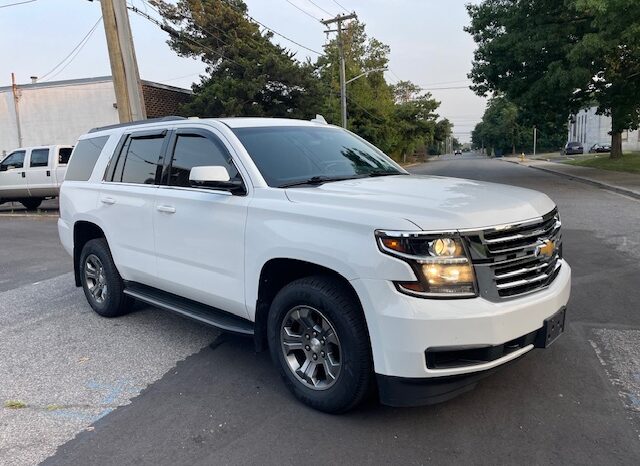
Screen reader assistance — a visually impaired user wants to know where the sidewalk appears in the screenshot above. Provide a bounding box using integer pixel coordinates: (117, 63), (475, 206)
(502, 156), (640, 199)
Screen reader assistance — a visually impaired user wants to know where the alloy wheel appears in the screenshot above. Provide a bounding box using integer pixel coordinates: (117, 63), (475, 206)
(84, 254), (108, 304)
(280, 305), (342, 390)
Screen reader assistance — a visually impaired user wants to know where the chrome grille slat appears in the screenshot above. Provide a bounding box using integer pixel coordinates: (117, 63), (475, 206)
(470, 209), (562, 298)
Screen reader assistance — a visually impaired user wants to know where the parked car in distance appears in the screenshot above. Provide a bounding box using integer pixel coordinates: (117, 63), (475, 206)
(563, 141), (584, 155)
(0, 145), (73, 210)
(58, 116), (571, 413)
(589, 143), (611, 153)
(454, 149), (462, 155)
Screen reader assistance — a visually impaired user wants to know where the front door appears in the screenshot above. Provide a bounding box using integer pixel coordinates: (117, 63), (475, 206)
(153, 127), (250, 318)
(0, 150), (28, 199)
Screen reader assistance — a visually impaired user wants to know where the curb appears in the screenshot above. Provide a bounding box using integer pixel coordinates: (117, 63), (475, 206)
(501, 159), (640, 201)
(0, 213), (59, 218)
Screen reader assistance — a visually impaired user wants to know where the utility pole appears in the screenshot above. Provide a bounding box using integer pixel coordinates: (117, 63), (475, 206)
(533, 126), (537, 157)
(11, 73), (23, 147)
(322, 13), (357, 129)
(98, 0), (146, 122)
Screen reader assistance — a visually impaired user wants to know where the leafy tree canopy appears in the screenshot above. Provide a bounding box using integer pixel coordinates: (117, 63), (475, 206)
(466, 0), (640, 158)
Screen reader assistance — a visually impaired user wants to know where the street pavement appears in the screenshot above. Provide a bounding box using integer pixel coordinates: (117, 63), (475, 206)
(2, 153), (640, 465)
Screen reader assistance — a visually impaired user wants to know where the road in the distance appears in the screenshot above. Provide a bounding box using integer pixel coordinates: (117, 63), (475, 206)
(18, 154), (640, 465)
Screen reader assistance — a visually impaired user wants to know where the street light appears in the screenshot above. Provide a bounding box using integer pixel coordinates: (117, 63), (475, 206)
(342, 67), (388, 128)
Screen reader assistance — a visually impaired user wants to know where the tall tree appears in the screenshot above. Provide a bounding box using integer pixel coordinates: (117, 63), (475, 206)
(466, 0), (640, 158)
(151, 0), (322, 118)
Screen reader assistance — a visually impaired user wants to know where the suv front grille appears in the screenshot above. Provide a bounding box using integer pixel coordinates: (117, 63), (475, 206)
(467, 209), (562, 299)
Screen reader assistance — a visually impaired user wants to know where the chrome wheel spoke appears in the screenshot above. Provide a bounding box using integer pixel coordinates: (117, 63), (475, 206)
(84, 254), (107, 304)
(280, 305), (342, 391)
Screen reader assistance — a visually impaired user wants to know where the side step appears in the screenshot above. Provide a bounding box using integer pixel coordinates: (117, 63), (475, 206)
(123, 282), (254, 336)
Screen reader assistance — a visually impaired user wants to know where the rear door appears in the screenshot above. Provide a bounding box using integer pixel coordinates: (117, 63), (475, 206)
(99, 129), (168, 285)
(0, 150), (28, 198)
(153, 127), (250, 317)
(25, 147), (56, 197)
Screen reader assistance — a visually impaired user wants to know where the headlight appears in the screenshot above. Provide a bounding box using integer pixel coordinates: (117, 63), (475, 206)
(376, 232), (477, 298)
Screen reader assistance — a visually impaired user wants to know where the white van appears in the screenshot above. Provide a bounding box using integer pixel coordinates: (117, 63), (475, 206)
(0, 145), (73, 210)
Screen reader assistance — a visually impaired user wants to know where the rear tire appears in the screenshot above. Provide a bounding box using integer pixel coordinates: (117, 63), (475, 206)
(21, 198), (42, 210)
(79, 238), (133, 317)
(267, 275), (373, 413)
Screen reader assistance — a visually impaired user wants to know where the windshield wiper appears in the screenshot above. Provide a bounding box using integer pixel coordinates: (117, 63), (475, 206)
(365, 171), (407, 177)
(279, 176), (357, 188)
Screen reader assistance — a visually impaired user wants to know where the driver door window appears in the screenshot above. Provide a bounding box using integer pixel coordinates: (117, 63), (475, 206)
(167, 133), (240, 188)
(1, 151), (25, 171)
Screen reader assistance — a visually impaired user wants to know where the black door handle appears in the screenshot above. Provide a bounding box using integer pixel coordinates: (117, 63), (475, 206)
(46, 170), (51, 177)
(21, 172), (25, 178)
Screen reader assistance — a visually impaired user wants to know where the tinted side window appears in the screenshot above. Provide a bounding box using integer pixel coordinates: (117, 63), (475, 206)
(117, 136), (164, 185)
(65, 136), (110, 181)
(168, 134), (239, 188)
(30, 149), (50, 168)
(0, 151), (25, 170)
(58, 147), (73, 165)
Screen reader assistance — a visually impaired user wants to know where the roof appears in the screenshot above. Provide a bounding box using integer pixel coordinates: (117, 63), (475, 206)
(85, 117), (334, 138)
(217, 117), (332, 129)
(0, 76), (191, 94)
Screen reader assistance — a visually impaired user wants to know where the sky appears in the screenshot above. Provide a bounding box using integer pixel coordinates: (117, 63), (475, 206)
(0, 0), (486, 142)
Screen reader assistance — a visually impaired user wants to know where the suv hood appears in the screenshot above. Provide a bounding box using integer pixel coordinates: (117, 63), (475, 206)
(285, 175), (556, 231)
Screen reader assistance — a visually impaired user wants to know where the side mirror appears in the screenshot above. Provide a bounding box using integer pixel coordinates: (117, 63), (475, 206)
(0, 165), (6, 172)
(189, 166), (246, 195)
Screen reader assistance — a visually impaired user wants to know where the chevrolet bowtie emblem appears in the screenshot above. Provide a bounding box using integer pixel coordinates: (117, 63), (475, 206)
(536, 239), (555, 258)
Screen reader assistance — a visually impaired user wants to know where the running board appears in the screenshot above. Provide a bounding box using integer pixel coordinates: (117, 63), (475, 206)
(123, 282), (254, 336)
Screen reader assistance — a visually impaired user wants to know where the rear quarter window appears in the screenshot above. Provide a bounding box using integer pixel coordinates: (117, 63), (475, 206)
(65, 136), (110, 181)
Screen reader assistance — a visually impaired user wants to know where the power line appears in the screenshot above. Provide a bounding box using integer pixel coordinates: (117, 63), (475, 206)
(304, 0), (334, 16)
(284, 0), (322, 22)
(128, 5), (245, 69)
(0, 0), (36, 8)
(219, 0), (324, 55)
(330, 0), (350, 14)
(40, 17), (103, 81)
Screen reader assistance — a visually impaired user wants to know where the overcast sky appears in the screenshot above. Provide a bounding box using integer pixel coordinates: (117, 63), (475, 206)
(0, 0), (485, 142)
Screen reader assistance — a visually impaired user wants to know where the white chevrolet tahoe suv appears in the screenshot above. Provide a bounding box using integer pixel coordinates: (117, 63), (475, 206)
(58, 116), (571, 413)
(0, 145), (73, 210)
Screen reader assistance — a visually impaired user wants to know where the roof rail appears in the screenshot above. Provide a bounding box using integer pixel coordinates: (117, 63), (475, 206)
(88, 116), (187, 133)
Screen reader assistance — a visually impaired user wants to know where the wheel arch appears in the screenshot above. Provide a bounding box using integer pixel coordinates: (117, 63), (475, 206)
(253, 258), (367, 352)
(73, 221), (106, 287)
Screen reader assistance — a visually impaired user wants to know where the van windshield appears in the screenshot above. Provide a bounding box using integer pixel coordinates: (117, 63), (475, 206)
(232, 126), (405, 188)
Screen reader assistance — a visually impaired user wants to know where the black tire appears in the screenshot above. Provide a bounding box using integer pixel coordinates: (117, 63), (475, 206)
(21, 198), (42, 211)
(79, 238), (133, 317)
(267, 275), (373, 413)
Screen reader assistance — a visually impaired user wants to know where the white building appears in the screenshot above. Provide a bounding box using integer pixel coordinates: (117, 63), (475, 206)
(1, 76), (191, 157)
(568, 106), (640, 152)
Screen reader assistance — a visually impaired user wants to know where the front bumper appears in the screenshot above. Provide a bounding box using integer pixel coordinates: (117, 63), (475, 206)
(350, 260), (571, 380)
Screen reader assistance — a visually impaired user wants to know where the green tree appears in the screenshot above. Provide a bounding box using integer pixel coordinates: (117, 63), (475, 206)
(466, 0), (640, 158)
(472, 96), (528, 155)
(152, 0), (322, 118)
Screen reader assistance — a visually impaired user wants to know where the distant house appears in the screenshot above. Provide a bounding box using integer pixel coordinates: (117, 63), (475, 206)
(568, 106), (640, 152)
(0, 76), (192, 156)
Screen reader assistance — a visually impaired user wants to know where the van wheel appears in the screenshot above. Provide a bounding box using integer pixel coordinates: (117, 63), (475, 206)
(267, 275), (373, 413)
(79, 238), (133, 317)
(21, 198), (42, 210)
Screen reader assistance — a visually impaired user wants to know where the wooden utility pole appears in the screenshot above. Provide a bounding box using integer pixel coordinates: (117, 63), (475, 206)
(99, 0), (146, 122)
(11, 73), (23, 147)
(322, 13), (357, 129)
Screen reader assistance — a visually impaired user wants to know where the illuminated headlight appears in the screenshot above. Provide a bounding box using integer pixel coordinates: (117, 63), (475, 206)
(377, 232), (477, 298)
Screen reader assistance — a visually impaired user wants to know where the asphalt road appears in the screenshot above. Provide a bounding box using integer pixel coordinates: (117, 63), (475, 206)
(2, 154), (640, 465)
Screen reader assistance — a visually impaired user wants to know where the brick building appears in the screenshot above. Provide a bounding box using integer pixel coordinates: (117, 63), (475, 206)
(0, 76), (192, 156)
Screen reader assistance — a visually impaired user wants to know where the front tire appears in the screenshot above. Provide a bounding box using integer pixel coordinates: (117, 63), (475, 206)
(79, 238), (133, 317)
(267, 275), (373, 413)
(21, 198), (42, 210)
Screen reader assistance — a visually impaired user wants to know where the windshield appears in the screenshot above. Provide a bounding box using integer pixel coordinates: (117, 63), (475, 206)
(231, 126), (405, 187)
